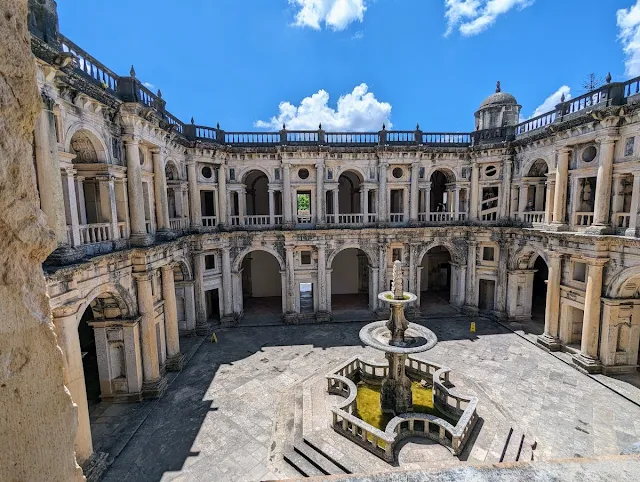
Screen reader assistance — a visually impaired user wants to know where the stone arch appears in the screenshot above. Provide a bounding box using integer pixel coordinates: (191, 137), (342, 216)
(417, 240), (462, 267)
(165, 159), (181, 180)
(172, 258), (193, 281)
(233, 246), (285, 272)
(65, 125), (109, 163)
(240, 167), (272, 184)
(70, 283), (135, 326)
(337, 167), (366, 183)
(509, 245), (549, 270)
(326, 244), (376, 269)
(606, 265), (640, 299)
(522, 157), (550, 178)
(426, 167), (457, 183)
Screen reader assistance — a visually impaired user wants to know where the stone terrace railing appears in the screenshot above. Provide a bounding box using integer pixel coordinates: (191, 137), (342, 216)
(326, 355), (479, 462)
(37, 32), (640, 146)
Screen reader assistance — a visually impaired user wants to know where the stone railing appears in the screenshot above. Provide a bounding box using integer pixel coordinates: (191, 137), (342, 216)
(336, 214), (365, 225)
(614, 213), (631, 229)
(79, 223), (112, 245)
(326, 355), (478, 463)
(244, 215), (271, 226)
(117, 221), (129, 239)
(516, 211), (546, 224)
(574, 212), (595, 227)
(389, 213), (405, 223)
(169, 217), (189, 231)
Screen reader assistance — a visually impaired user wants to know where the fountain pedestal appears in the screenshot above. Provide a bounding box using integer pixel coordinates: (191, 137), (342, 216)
(381, 352), (412, 414)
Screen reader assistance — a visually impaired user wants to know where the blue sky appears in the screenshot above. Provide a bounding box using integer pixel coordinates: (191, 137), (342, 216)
(56, 0), (640, 132)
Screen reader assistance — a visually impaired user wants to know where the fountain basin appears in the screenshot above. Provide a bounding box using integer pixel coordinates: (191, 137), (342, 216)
(377, 291), (417, 305)
(360, 321), (437, 353)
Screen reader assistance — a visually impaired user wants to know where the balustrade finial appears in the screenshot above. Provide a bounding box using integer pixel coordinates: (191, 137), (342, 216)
(319, 123), (322, 130)
(157, 89), (162, 98)
(130, 65), (136, 78)
(217, 122), (220, 129)
(190, 116), (195, 124)
(416, 123), (420, 130)
(560, 92), (565, 103)
(496, 80), (501, 93)
(606, 72), (612, 84)
(382, 123), (386, 130)
(282, 123), (286, 130)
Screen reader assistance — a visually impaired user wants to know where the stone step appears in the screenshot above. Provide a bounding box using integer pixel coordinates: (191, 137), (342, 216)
(294, 440), (348, 475)
(502, 428), (524, 462)
(303, 437), (353, 474)
(283, 450), (324, 478)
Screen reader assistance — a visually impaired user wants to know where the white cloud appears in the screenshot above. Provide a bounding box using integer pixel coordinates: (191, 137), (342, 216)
(289, 0), (367, 31)
(255, 83), (392, 131)
(528, 86), (571, 119)
(143, 81), (155, 90)
(445, 0), (534, 37)
(617, 1), (640, 76)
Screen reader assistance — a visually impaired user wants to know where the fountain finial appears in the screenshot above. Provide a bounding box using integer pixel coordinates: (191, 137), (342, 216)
(392, 260), (404, 300)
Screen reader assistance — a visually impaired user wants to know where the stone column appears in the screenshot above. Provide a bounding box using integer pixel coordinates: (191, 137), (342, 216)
(469, 164), (479, 220)
(501, 158), (513, 218)
(218, 164), (227, 226)
(76, 176), (87, 225)
(627, 173), (640, 237)
(551, 147), (570, 229)
(378, 243), (387, 312)
(316, 162), (324, 224)
(465, 241), (477, 310)
(332, 187), (340, 221)
(34, 103), (67, 247)
(518, 183), (529, 214)
(53, 314), (93, 463)
(587, 138), (616, 233)
(544, 179), (555, 224)
(496, 242), (509, 317)
(136, 273), (167, 397)
(238, 187), (246, 226)
(284, 245), (297, 322)
(410, 163), (420, 223)
(425, 183), (432, 220)
(537, 253), (562, 350)
(453, 185), (460, 219)
(193, 252), (207, 334)
(125, 137), (150, 245)
(161, 264), (184, 371)
(62, 168), (81, 246)
(221, 246), (233, 322)
(378, 161), (388, 222)
(183, 283), (197, 334)
(268, 188), (276, 225)
(152, 149), (172, 237)
(363, 187), (370, 222)
(574, 258), (608, 372)
(186, 161), (201, 230)
(535, 182), (545, 211)
(97, 175), (119, 240)
(283, 164), (293, 225)
(317, 243), (330, 321)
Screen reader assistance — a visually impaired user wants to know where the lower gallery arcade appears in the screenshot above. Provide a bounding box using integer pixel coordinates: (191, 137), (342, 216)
(45, 227), (640, 465)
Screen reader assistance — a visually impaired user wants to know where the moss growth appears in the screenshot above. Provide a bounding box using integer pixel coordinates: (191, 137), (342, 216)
(384, 293), (411, 300)
(355, 382), (455, 431)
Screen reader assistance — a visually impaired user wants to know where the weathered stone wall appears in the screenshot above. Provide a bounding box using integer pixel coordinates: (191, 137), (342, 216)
(0, 1), (84, 480)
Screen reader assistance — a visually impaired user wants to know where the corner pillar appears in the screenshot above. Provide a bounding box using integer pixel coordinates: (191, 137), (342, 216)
(162, 264), (184, 371)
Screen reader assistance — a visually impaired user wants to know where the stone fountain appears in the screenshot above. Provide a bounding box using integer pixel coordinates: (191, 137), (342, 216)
(359, 260), (438, 414)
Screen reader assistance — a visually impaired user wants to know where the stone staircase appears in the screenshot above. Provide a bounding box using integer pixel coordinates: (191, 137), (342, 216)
(485, 426), (537, 464)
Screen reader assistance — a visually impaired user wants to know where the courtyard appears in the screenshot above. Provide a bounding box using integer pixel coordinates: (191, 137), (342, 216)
(94, 308), (640, 482)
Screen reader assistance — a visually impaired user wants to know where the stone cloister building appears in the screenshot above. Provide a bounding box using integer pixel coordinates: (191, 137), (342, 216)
(27, 0), (640, 470)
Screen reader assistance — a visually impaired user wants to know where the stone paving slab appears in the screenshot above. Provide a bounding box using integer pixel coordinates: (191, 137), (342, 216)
(99, 316), (640, 481)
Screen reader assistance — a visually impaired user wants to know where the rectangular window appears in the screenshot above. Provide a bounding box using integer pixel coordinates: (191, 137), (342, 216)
(297, 192), (311, 217)
(300, 283), (313, 314)
(205, 254), (216, 270)
(301, 251), (312, 265)
(625, 137), (635, 157)
(573, 262), (587, 283)
(369, 168), (376, 180)
(229, 168), (235, 181)
(274, 168), (281, 180)
(419, 167), (425, 179)
(482, 247), (495, 261)
(392, 248), (402, 262)
(327, 168), (333, 180)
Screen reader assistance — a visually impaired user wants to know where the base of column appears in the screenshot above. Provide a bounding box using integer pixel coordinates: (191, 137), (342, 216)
(101, 391), (143, 403)
(155, 229), (177, 241)
(409, 220), (420, 227)
(315, 311), (331, 323)
(195, 321), (210, 336)
(189, 224), (203, 233)
(572, 353), (603, 374)
(130, 232), (154, 247)
(45, 244), (84, 265)
(81, 451), (109, 482)
(546, 222), (568, 232)
(284, 312), (299, 324)
(316, 222), (328, 229)
(462, 305), (479, 316)
(221, 313), (237, 327)
(536, 334), (561, 352)
(179, 329), (198, 337)
(142, 376), (168, 399)
(283, 222), (295, 230)
(166, 353), (185, 371)
(584, 224), (612, 235)
(625, 227), (639, 237)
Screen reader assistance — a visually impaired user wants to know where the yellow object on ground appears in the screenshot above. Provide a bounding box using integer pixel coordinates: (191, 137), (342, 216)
(470, 321), (476, 333)
(211, 333), (218, 343)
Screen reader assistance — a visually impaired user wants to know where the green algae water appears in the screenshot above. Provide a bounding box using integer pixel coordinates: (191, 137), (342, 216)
(355, 382), (456, 431)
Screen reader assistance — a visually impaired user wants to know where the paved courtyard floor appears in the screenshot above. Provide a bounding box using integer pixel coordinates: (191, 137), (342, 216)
(98, 309), (640, 482)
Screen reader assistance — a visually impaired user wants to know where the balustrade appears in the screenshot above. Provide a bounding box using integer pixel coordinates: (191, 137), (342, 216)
(170, 217), (190, 230)
(117, 221), (129, 239)
(201, 216), (217, 228)
(574, 212), (595, 226)
(230, 215), (241, 226)
(389, 213), (405, 223)
(244, 215), (271, 226)
(273, 215), (283, 225)
(59, 35), (118, 91)
(337, 214), (364, 224)
(516, 211), (545, 224)
(78, 223), (112, 245)
(614, 213), (631, 229)
(144, 220), (152, 234)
